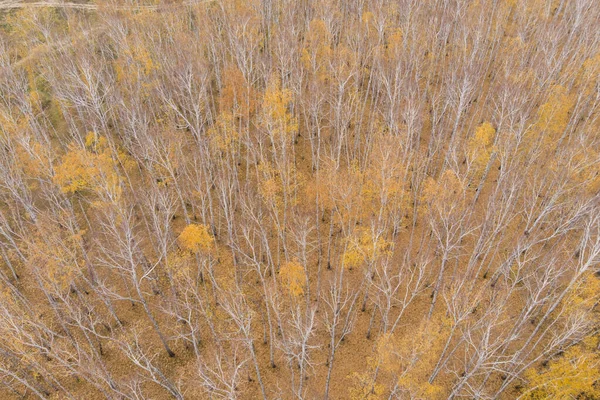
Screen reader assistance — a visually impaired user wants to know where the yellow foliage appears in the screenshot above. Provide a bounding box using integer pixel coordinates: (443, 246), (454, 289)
(208, 112), (239, 154)
(342, 246), (364, 270)
(53, 133), (123, 201)
(343, 228), (392, 270)
(257, 160), (303, 212)
(578, 53), (600, 95)
(467, 122), (496, 174)
(261, 78), (298, 143)
(520, 274), (600, 399)
(349, 346), (386, 400)
(258, 161), (285, 208)
(113, 39), (159, 91)
(422, 170), (463, 203)
(537, 86), (573, 135)
(85, 131), (104, 150)
(562, 272), (600, 319)
(165, 251), (192, 281)
(377, 318), (450, 399)
(568, 144), (600, 196)
(301, 19), (332, 80)
(5, 8), (66, 57)
(15, 140), (49, 179)
(27, 221), (84, 291)
(219, 66), (257, 118)
(133, 44), (158, 76)
(349, 370), (385, 400)
(420, 169), (467, 218)
(527, 85), (574, 152)
(521, 337), (600, 399)
(381, 28), (403, 61)
(54, 147), (95, 193)
(178, 224), (214, 254)
(279, 260), (306, 297)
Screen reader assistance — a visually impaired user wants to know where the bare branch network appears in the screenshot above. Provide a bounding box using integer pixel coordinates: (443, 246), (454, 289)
(0, 0), (599, 399)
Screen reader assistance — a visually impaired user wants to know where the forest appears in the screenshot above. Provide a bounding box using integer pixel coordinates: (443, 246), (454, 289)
(0, 0), (599, 398)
